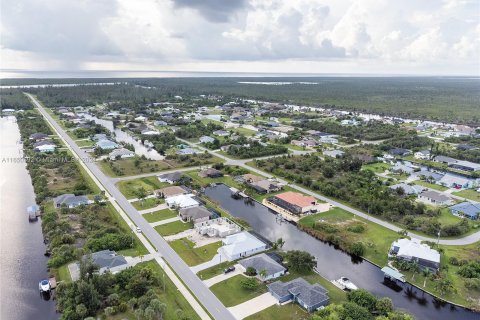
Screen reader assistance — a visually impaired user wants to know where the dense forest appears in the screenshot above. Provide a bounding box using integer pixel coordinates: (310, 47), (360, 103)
(6, 76), (478, 125)
(0, 89), (33, 110)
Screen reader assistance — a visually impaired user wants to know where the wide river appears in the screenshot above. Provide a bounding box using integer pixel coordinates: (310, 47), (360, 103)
(205, 184), (478, 320)
(0, 116), (58, 320)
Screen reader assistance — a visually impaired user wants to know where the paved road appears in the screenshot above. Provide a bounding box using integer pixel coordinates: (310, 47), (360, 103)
(28, 94), (236, 320)
(177, 140), (480, 245)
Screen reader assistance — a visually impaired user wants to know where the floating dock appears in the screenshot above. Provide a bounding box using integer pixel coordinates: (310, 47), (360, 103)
(27, 205), (40, 221)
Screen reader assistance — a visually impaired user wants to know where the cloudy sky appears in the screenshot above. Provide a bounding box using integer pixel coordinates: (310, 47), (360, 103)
(1, 0), (479, 75)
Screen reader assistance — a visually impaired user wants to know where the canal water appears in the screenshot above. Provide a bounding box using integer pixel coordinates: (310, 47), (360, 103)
(205, 184), (478, 320)
(82, 114), (164, 160)
(0, 116), (58, 320)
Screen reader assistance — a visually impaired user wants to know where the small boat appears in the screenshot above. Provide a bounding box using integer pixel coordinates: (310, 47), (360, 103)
(39, 279), (51, 293)
(337, 277), (358, 291)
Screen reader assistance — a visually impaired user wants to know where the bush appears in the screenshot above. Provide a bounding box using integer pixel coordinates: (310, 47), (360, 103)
(347, 224), (365, 233)
(350, 242), (366, 257)
(240, 278), (258, 291)
(245, 267), (257, 276)
(457, 261), (480, 279)
(464, 278), (480, 290)
(340, 301), (373, 320)
(347, 289), (377, 312)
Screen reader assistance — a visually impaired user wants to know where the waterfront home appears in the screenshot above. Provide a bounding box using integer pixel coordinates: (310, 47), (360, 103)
(267, 278), (329, 312)
(438, 173), (475, 189)
(154, 185), (190, 198)
(389, 148), (411, 157)
(29, 132), (49, 141)
(53, 194), (90, 208)
(389, 183), (425, 195)
(33, 140), (56, 153)
(95, 139), (118, 150)
(158, 171), (188, 184)
(418, 190), (453, 206)
(450, 160), (480, 172)
(219, 231), (267, 260)
(323, 149), (345, 158)
(199, 168), (223, 178)
(249, 179), (283, 194)
(70, 250), (128, 281)
(236, 173), (264, 184)
(391, 163), (415, 174)
(449, 202), (480, 220)
(239, 253), (286, 281)
(195, 217), (241, 238)
(433, 155), (457, 166)
(108, 148), (135, 161)
(179, 206), (212, 223)
(165, 194), (199, 209)
(389, 238), (440, 272)
(414, 150), (431, 160)
(264, 191), (329, 216)
(199, 136), (215, 144)
(91, 133), (108, 141)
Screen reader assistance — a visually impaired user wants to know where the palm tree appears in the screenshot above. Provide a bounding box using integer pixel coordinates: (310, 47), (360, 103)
(422, 267), (431, 288)
(410, 261), (420, 281)
(135, 187), (147, 207)
(259, 269), (268, 280)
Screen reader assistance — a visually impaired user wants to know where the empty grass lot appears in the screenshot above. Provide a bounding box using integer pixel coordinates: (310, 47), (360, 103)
(210, 274), (267, 307)
(245, 302), (310, 320)
(362, 162), (392, 173)
(196, 261), (237, 280)
(131, 197), (164, 210)
(414, 180), (448, 191)
(453, 189), (480, 201)
(143, 209), (177, 223)
(116, 176), (168, 199)
(155, 220), (193, 236)
(169, 238), (222, 266)
(98, 157), (172, 177)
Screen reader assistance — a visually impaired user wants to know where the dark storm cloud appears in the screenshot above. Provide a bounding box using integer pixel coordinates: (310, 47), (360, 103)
(173, 0), (248, 22)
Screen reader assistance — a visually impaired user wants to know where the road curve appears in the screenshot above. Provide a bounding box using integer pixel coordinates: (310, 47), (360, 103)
(27, 94), (236, 320)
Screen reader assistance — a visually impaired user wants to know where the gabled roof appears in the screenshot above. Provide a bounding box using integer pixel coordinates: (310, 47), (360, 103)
(239, 253), (286, 277)
(30, 132), (48, 140)
(267, 278), (328, 307)
(179, 206), (211, 220)
(419, 190), (451, 202)
(89, 250), (128, 269)
(274, 192), (316, 208)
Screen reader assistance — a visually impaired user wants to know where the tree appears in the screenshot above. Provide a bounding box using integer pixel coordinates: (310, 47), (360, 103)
(104, 306), (115, 316)
(245, 267), (257, 276)
(135, 187), (147, 207)
(350, 242), (366, 257)
(240, 277), (258, 291)
(422, 268), (431, 287)
(79, 254), (99, 281)
(149, 299), (166, 318)
(347, 289), (377, 312)
(375, 297), (393, 316)
(285, 250), (316, 273)
(410, 261), (420, 281)
(259, 269), (268, 280)
(434, 277), (456, 296)
(75, 304), (88, 319)
(340, 301), (373, 320)
(128, 297), (138, 311)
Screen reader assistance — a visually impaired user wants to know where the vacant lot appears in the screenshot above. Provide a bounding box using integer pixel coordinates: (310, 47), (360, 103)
(143, 209), (177, 223)
(210, 275), (267, 307)
(155, 220), (193, 236)
(117, 176), (168, 199)
(131, 197), (164, 210)
(170, 238), (222, 266)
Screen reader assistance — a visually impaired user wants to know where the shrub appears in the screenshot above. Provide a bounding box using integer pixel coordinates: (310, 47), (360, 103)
(245, 267), (257, 276)
(240, 278), (258, 291)
(347, 224), (365, 233)
(350, 242), (366, 257)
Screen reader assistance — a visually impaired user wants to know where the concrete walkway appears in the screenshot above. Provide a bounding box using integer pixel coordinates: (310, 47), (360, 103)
(202, 264), (243, 286)
(138, 203), (168, 214)
(190, 253), (228, 273)
(150, 216), (180, 227)
(228, 292), (278, 319)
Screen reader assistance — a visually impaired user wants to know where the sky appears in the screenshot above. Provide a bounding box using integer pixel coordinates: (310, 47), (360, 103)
(1, 0), (479, 76)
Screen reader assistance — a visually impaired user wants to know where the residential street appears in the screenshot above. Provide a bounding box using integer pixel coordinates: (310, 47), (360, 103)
(27, 94), (236, 320)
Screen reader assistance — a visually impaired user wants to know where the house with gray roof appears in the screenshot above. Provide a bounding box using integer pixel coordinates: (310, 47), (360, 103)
(53, 194), (90, 208)
(450, 160), (480, 172)
(418, 190), (453, 206)
(389, 183), (425, 195)
(179, 206), (212, 223)
(267, 278), (329, 312)
(158, 171), (188, 184)
(449, 202), (480, 220)
(433, 155), (457, 166)
(70, 250), (128, 281)
(29, 132), (49, 141)
(323, 149), (345, 158)
(438, 173), (475, 189)
(96, 139), (118, 150)
(239, 253), (286, 281)
(199, 136), (215, 144)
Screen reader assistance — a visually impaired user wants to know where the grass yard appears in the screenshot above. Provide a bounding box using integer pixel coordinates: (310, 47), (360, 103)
(196, 261), (237, 280)
(414, 180), (448, 191)
(75, 139), (95, 147)
(210, 274), (268, 307)
(245, 303), (310, 320)
(169, 238), (222, 266)
(54, 264), (72, 283)
(299, 207), (401, 266)
(143, 209), (177, 223)
(131, 197), (164, 210)
(185, 170), (244, 189)
(453, 189), (480, 202)
(155, 220), (193, 236)
(362, 162), (392, 173)
(98, 157), (172, 177)
(231, 127), (256, 136)
(116, 176), (168, 199)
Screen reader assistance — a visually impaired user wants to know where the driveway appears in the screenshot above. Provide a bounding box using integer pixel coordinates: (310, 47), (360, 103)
(190, 252), (228, 273)
(138, 203), (168, 214)
(228, 292), (278, 319)
(202, 264), (244, 286)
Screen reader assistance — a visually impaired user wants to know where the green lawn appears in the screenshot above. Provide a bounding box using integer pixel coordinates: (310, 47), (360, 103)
(131, 197), (164, 210)
(169, 238), (222, 266)
(54, 264), (72, 283)
(98, 157), (172, 177)
(231, 127), (256, 136)
(362, 162), (392, 173)
(196, 261), (237, 280)
(155, 220), (193, 236)
(75, 139), (95, 147)
(185, 170), (244, 189)
(453, 189), (480, 202)
(414, 180), (448, 191)
(210, 274), (268, 307)
(245, 303), (310, 320)
(143, 209), (177, 223)
(116, 176), (168, 199)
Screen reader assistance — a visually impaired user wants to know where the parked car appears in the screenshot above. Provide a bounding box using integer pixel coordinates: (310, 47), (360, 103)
(136, 227), (142, 233)
(224, 266), (235, 274)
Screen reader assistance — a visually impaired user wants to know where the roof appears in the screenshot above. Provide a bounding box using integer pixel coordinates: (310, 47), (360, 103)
(96, 139), (118, 149)
(239, 253), (286, 277)
(381, 266), (406, 282)
(389, 148), (410, 155)
(156, 185), (189, 198)
(434, 155), (457, 163)
(451, 160), (480, 170)
(54, 194), (89, 206)
(30, 132), (48, 140)
(449, 202), (480, 218)
(323, 149), (345, 157)
(109, 148), (135, 157)
(89, 250), (127, 269)
(439, 173), (473, 186)
(251, 179), (281, 191)
(391, 238), (440, 263)
(242, 174), (264, 183)
(274, 192), (316, 208)
(166, 194), (199, 208)
(199, 168), (223, 177)
(34, 140), (55, 148)
(267, 278), (328, 307)
(419, 190), (451, 202)
(158, 171), (185, 182)
(389, 183), (424, 195)
(222, 231), (266, 257)
(179, 206), (211, 220)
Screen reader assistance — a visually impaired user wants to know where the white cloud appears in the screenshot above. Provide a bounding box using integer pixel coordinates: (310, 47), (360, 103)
(0, 0), (479, 75)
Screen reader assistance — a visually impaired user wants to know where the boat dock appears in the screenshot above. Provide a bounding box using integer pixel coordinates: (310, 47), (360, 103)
(381, 266), (406, 283)
(27, 205), (41, 221)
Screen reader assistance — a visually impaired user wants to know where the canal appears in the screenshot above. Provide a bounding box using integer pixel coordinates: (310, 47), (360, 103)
(205, 184), (478, 320)
(0, 116), (58, 320)
(82, 113), (164, 160)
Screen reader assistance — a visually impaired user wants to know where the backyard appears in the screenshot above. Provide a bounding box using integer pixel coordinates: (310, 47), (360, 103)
(210, 274), (268, 307)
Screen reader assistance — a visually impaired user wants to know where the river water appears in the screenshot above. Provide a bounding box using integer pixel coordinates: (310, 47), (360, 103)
(82, 114), (164, 160)
(0, 116), (58, 320)
(205, 184), (478, 320)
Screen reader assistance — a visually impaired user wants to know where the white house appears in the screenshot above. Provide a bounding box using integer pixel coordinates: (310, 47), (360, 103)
(238, 253), (286, 281)
(438, 173), (475, 189)
(109, 148), (135, 161)
(199, 136), (215, 144)
(165, 194), (199, 209)
(219, 231), (267, 261)
(414, 150), (431, 160)
(141, 129), (160, 135)
(389, 238), (440, 272)
(34, 140), (56, 153)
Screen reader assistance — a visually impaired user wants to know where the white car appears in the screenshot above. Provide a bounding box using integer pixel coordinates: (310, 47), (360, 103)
(136, 227), (142, 233)
(39, 279), (50, 292)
